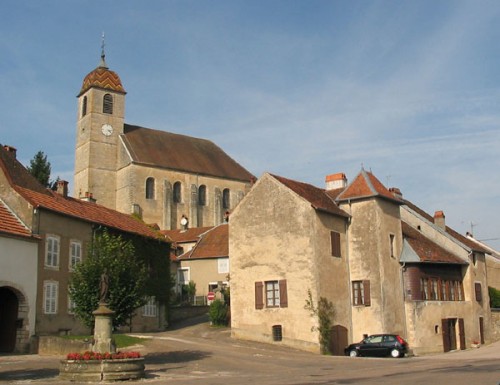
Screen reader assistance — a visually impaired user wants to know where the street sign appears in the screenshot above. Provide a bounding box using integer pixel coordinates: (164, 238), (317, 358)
(207, 292), (215, 301)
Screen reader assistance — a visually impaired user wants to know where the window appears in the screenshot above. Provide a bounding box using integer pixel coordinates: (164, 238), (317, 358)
(143, 297), (157, 317)
(420, 277), (464, 302)
(198, 185), (207, 206)
(43, 281), (58, 314)
(45, 235), (60, 268)
(173, 182), (182, 203)
(255, 280), (288, 309)
(82, 96), (87, 117)
(389, 234), (395, 258)
(69, 240), (82, 270)
(222, 188), (230, 209)
(475, 282), (482, 302)
(430, 278), (439, 300)
(177, 268), (189, 292)
(145, 177), (155, 200)
(103, 93), (113, 114)
(217, 258), (229, 274)
(352, 280), (370, 306)
(330, 231), (341, 257)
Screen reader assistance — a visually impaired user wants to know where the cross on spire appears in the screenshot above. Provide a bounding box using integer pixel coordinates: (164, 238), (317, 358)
(99, 32), (108, 68)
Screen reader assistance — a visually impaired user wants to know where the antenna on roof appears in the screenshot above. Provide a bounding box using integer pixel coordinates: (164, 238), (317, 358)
(99, 32), (108, 68)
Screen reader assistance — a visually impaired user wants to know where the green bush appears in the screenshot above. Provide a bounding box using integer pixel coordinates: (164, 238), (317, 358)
(489, 286), (500, 308)
(208, 299), (228, 326)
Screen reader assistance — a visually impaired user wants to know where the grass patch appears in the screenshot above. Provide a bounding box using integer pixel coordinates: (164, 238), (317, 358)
(61, 334), (149, 348)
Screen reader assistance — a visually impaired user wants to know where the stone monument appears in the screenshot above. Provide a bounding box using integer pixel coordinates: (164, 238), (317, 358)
(92, 270), (116, 353)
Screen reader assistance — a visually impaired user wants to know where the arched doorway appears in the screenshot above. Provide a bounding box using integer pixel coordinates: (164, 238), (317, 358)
(0, 287), (19, 352)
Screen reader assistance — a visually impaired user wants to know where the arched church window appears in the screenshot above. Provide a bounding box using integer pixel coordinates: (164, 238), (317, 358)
(222, 188), (230, 209)
(145, 177), (155, 200)
(173, 182), (182, 203)
(103, 94), (113, 114)
(198, 185), (207, 206)
(82, 96), (87, 117)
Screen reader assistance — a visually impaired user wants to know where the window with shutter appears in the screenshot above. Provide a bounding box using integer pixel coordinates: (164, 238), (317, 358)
(45, 235), (60, 268)
(255, 282), (264, 309)
(279, 280), (288, 308)
(330, 231), (341, 257)
(43, 281), (58, 314)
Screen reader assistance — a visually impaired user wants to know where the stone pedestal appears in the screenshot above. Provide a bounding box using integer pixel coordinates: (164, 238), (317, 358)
(92, 302), (116, 353)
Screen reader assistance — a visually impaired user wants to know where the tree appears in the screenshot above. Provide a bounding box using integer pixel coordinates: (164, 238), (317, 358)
(305, 289), (335, 354)
(69, 230), (148, 329)
(27, 150), (51, 187)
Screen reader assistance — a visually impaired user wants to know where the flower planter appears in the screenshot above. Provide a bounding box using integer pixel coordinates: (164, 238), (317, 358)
(59, 357), (145, 382)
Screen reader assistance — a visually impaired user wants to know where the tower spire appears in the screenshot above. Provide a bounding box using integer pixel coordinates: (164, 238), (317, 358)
(99, 32), (108, 68)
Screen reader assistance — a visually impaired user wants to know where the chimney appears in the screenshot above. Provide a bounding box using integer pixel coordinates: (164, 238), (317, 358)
(389, 187), (403, 200)
(3, 145), (17, 158)
(81, 191), (96, 203)
(325, 173), (348, 190)
(56, 180), (69, 197)
(434, 210), (446, 230)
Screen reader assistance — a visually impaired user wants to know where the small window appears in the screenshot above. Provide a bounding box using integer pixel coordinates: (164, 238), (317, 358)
(475, 282), (482, 302)
(389, 234), (395, 258)
(255, 280), (288, 309)
(352, 280), (370, 306)
(266, 281), (280, 307)
(222, 188), (230, 209)
(143, 297), (158, 317)
(82, 96), (87, 117)
(173, 182), (182, 203)
(330, 231), (341, 257)
(45, 235), (60, 268)
(103, 93), (113, 114)
(217, 258), (229, 274)
(146, 177), (155, 200)
(198, 185), (207, 206)
(44, 281), (58, 314)
(69, 241), (82, 270)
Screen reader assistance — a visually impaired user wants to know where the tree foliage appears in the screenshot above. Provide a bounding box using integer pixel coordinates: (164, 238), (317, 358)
(208, 299), (229, 326)
(489, 286), (500, 308)
(69, 230), (148, 329)
(27, 150), (52, 187)
(305, 289), (335, 354)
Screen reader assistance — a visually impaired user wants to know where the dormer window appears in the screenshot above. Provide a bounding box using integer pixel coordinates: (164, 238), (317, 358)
(103, 94), (113, 114)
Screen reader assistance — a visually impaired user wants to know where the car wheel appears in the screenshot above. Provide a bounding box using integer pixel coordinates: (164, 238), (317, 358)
(349, 349), (358, 357)
(390, 348), (401, 358)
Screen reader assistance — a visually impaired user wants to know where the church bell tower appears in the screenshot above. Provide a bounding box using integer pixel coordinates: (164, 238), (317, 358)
(74, 40), (126, 209)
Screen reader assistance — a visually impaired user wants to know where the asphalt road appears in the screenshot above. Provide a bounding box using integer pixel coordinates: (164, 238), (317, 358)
(1, 317), (499, 384)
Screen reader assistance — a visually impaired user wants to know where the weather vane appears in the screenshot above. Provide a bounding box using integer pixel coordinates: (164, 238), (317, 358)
(100, 32), (107, 68)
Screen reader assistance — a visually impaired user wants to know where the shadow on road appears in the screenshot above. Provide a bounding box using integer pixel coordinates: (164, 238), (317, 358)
(167, 314), (209, 331)
(0, 368), (59, 381)
(146, 349), (211, 365)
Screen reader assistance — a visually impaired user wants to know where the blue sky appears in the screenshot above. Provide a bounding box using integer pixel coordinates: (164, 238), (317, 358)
(1, 1), (499, 248)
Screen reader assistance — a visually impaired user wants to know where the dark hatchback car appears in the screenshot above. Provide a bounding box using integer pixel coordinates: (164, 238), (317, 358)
(344, 334), (409, 358)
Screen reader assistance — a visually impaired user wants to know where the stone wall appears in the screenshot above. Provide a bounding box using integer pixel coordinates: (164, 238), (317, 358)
(491, 309), (500, 341)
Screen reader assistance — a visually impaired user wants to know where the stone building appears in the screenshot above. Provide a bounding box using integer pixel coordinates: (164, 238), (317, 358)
(74, 51), (254, 230)
(230, 170), (491, 355)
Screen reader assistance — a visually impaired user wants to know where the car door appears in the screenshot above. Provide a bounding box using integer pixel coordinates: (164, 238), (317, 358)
(381, 335), (397, 356)
(359, 335), (383, 357)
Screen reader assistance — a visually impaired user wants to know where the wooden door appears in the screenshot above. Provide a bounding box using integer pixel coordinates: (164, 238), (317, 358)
(329, 325), (348, 356)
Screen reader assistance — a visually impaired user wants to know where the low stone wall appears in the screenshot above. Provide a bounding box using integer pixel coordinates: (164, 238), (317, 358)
(38, 336), (91, 356)
(491, 309), (500, 341)
(59, 358), (145, 381)
(169, 306), (209, 324)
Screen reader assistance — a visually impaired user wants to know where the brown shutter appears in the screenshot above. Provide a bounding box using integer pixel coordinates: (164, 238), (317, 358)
(255, 282), (264, 309)
(475, 282), (482, 302)
(458, 318), (465, 350)
(279, 280), (288, 308)
(331, 231), (341, 257)
(442, 319), (451, 352)
(363, 280), (371, 306)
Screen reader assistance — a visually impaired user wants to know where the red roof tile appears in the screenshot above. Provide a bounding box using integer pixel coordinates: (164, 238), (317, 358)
(337, 169), (402, 204)
(178, 224), (228, 260)
(161, 227), (213, 243)
(402, 222), (466, 264)
(0, 199), (36, 239)
(122, 124), (255, 183)
(270, 174), (349, 218)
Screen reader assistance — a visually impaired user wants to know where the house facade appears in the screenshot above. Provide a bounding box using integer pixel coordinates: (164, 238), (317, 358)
(230, 170), (492, 355)
(0, 145), (170, 348)
(74, 51), (254, 230)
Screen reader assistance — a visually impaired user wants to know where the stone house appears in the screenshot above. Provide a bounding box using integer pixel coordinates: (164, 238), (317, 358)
(0, 144), (170, 349)
(74, 51), (254, 230)
(230, 170), (492, 355)
(165, 224), (230, 304)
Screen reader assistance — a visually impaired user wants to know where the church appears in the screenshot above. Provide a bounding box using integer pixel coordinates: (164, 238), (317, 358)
(74, 50), (254, 230)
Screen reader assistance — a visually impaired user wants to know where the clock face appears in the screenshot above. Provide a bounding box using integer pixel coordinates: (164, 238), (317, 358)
(101, 124), (113, 136)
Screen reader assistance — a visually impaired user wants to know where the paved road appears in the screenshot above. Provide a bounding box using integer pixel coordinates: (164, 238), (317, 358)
(1, 318), (499, 384)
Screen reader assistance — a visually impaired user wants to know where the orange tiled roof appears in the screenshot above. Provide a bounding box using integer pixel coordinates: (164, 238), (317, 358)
(178, 224), (228, 260)
(0, 199), (37, 239)
(122, 124), (255, 183)
(337, 169), (403, 204)
(403, 199), (488, 254)
(402, 222), (466, 264)
(270, 174), (350, 218)
(78, 65), (126, 96)
(161, 226), (213, 243)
